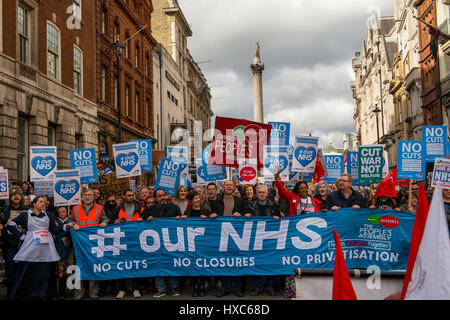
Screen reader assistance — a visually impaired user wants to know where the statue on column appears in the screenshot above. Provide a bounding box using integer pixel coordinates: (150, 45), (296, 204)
(254, 42), (261, 60)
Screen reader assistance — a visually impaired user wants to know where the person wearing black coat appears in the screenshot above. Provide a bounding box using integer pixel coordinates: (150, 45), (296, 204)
(243, 185), (280, 296)
(0, 186), (28, 298)
(326, 174), (366, 211)
(141, 188), (182, 298)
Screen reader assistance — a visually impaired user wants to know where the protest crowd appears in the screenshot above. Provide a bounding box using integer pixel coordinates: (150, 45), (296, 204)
(0, 170), (448, 301)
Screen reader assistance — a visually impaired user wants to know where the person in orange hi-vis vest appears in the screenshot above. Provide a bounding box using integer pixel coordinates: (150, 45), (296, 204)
(112, 189), (144, 299)
(66, 188), (109, 300)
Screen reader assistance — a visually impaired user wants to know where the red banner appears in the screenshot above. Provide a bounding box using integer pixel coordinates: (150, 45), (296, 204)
(208, 116), (272, 170)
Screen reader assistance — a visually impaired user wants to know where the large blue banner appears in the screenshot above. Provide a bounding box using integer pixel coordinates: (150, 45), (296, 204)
(71, 208), (414, 281)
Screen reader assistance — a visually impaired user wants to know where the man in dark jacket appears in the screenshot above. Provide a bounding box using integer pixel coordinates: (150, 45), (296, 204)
(326, 174), (365, 211)
(113, 190), (144, 223)
(212, 180), (245, 298)
(142, 188), (181, 298)
(0, 186), (28, 298)
(210, 180), (244, 219)
(243, 184), (279, 296)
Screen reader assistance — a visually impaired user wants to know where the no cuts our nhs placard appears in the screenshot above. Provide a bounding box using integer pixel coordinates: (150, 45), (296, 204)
(70, 148), (98, 184)
(397, 141), (426, 180)
(154, 157), (182, 196)
(112, 142), (142, 179)
(268, 122), (290, 146)
(422, 125), (448, 161)
(130, 139), (153, 172)
(30, 146), (57, 182)
(323, 155), (345, 183)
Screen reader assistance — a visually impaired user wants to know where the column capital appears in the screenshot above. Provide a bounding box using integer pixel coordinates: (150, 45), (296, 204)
(251, 63), (265, 73)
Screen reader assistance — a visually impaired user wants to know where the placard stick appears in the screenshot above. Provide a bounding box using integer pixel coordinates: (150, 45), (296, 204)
(43, 181), (46, 198)
(300, 172), (304, 182)
(408, 179), (412, 208)
(370, 184), (375, 206)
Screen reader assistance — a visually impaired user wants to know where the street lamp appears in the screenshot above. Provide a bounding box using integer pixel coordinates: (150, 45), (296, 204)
(373, 106), (381, 144)
(111, 38), (126, 143)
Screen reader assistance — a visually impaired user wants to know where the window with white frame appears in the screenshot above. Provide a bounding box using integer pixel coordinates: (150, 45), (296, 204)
(18, 4), (29, 64)
(47, 23), (59, 79)
(74, 46), (82, 95)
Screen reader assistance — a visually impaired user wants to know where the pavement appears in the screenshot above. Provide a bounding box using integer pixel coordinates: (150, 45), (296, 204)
(0, 277), (288, 301)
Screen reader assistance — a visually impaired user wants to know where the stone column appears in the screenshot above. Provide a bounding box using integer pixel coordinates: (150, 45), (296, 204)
(251, 42), (264, 123)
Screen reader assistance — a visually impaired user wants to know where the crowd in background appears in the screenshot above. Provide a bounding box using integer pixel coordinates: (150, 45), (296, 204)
(0, 173), (449, 300)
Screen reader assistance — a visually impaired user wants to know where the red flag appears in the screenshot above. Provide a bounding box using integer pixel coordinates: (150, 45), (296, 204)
(390, 167), (409, 186)
(209, 116), (272, 170)
(374, 169), (398, 200)
(313, 153), (325, 183)
(332, 229), (357, 300)
(400, 183), (430, 300)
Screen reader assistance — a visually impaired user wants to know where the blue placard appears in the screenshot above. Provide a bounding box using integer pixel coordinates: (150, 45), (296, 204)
(397, 141), (426, 180)
(268, 122), (290, 146)
(422, 125), (448, 161)
(130, 139), (153, 172)
(324, 155), (345, 183)
(347, 152), (360, 186)
(154, 157), (181, 196)
(70, 148), (98, 184)
(202, 149), (227, 181)
(70, 208), (414, 281)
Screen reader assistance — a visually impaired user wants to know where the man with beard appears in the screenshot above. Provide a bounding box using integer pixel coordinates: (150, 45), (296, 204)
(142, 188), (181, 298)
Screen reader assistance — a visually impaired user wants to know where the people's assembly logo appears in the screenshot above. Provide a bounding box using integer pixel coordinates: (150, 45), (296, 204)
(367, 215), (400, 228)
(89, 228), (127, 258)
(232, 124), (267, 143)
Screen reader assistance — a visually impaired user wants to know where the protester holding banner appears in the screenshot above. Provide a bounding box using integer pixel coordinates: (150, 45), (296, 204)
(174, 186), (190, 214)
(93, 188), (103, 205)
(213, 180), (245, 298)
(54, 206), (72, 300)
(312, 180), (332, 212)
(66, 188), (108, 300)
(326, 174), (365, 211)
(142, 188), (182, 298)
(399, 192), (418, 214)
(244, 184), (280, 297)
(7, 196), (62, 300)
(0, 186), (28, 298)
(201, 182), (219, 213)
(103, 193), (118, 224)
(113, 190), (144, 223)
(274, 171), (321, 215)
(138, 187), (151, 207)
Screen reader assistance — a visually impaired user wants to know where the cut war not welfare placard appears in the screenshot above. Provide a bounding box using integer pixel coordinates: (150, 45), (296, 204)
(358, 145), (384, 185)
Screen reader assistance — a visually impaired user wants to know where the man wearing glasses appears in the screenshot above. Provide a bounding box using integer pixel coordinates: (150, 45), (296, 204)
(326, 174), (365, 211)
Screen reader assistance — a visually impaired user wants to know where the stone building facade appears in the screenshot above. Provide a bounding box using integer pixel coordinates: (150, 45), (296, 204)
(351, 17), (397, 168)
(0, 0), (98, 182)
(437, 0), (450, 126)
(95, 0), (157, 162)
(386, 0), (424, 167)
(151, 0), (213, 151)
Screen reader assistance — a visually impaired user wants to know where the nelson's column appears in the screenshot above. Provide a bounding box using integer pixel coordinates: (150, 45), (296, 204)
(251, 42), (265, 123)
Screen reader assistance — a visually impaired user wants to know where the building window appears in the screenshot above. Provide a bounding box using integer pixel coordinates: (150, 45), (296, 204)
(47, 124), (57, 146)
(100, 7), (106, 34)
(113, 23), (120, 42)
(125, 32), (130, 59)
(145, 54), (149, 76)
(125, 84), (130, 117)
(18, 4), (29, 64)
(74, 46), (82, 95)
(75, 133), (83, 149)
(101, 64), (106, 101)
(17, 118), (28, 182)
(47, 23), (59, 79)
(146, 98), (151, 127)
(135, 91), (140, 122)
(135, 43), (139, 68)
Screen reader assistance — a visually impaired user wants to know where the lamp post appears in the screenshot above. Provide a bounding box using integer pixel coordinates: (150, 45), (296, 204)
(111, 38), (126, 143)
(373, 106), (381, 144)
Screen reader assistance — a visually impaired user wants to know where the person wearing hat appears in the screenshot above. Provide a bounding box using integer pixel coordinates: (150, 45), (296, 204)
(0, 186), (28, 298)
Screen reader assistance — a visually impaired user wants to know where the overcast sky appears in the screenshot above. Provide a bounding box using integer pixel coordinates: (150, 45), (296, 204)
(179, 0), (394, 147)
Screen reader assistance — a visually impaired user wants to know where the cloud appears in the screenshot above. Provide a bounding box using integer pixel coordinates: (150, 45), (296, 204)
(179, 0), (394, 148)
